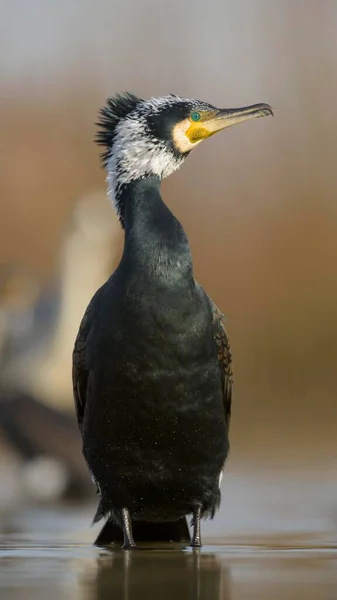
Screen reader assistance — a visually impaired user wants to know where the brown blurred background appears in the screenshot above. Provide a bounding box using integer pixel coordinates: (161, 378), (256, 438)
(0, 0), (336, 536)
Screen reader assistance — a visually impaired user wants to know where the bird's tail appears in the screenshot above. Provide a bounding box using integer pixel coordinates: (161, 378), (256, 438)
(94, 517), (191, 546)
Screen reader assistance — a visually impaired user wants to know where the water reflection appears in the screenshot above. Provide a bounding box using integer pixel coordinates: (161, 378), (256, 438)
(83, 548), (229, 600)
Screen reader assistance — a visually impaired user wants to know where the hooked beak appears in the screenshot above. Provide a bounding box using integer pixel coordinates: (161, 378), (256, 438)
(177, 102), (273, 150)
(184, 103), (273, 146)
(207, 103), (273, 135)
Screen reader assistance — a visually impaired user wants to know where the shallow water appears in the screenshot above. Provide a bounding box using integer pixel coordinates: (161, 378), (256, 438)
(0, 504), (336, 600)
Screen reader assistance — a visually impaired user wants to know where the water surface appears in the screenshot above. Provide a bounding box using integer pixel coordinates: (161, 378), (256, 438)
(1, 504), (336, 600)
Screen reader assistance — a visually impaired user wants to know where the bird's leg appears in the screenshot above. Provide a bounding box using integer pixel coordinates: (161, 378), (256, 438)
(191, 506), (202, 548)
(120, 508), (136, 549)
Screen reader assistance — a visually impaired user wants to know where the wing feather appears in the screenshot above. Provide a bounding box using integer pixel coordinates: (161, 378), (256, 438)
(72, 303), (92, 429)
(208, 298), (233, 431)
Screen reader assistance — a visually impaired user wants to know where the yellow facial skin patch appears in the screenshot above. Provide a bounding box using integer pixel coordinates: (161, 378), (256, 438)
(172, 111), (218, 153)
(172, 104), (273, 153)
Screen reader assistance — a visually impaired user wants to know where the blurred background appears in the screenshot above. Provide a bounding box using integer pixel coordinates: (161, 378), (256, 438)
(0, 0), (336, 542)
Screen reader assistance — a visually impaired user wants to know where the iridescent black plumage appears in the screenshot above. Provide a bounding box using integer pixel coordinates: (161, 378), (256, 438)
(73, 92), (272, 548)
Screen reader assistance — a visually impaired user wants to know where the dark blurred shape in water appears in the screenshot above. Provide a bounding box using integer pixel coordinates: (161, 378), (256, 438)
(0, 192), (121, 505)
(0, 390), (93, 502)
(0, 265), (60, 386)
(83, 549), (227, 600)
(0, 191), (121, 412)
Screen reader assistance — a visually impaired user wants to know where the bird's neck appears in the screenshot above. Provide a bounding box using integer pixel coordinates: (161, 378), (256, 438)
(117, 176), (193, 279)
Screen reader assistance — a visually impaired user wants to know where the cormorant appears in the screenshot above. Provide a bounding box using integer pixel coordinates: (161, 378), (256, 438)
(0, 390), (93, 502)
(0, 194), (120, 503)
(73, 93), (272, 548)
(0, 192), (120, 411)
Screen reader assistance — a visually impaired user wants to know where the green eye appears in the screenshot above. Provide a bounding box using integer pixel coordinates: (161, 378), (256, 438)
(191, 111), (201, 122)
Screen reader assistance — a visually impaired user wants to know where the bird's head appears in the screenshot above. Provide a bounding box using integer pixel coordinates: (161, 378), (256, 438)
(96, 92), (273, 210)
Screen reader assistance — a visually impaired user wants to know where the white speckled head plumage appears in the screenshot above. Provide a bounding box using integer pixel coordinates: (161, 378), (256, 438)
(96, 93), (214, 208)
(106, 96), (186, 200)
(96, 92), (273, 222)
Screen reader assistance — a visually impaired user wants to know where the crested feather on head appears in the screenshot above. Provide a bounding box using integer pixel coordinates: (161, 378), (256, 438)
(95, 92), (187, 168)
(96, 92), (143, 167)
(96, 93), (196, 211)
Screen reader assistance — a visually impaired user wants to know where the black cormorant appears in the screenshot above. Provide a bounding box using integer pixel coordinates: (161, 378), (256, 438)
(73, 93), (273, 548)
(0, 194), (119, 503)
(0, 192), (120, 411)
